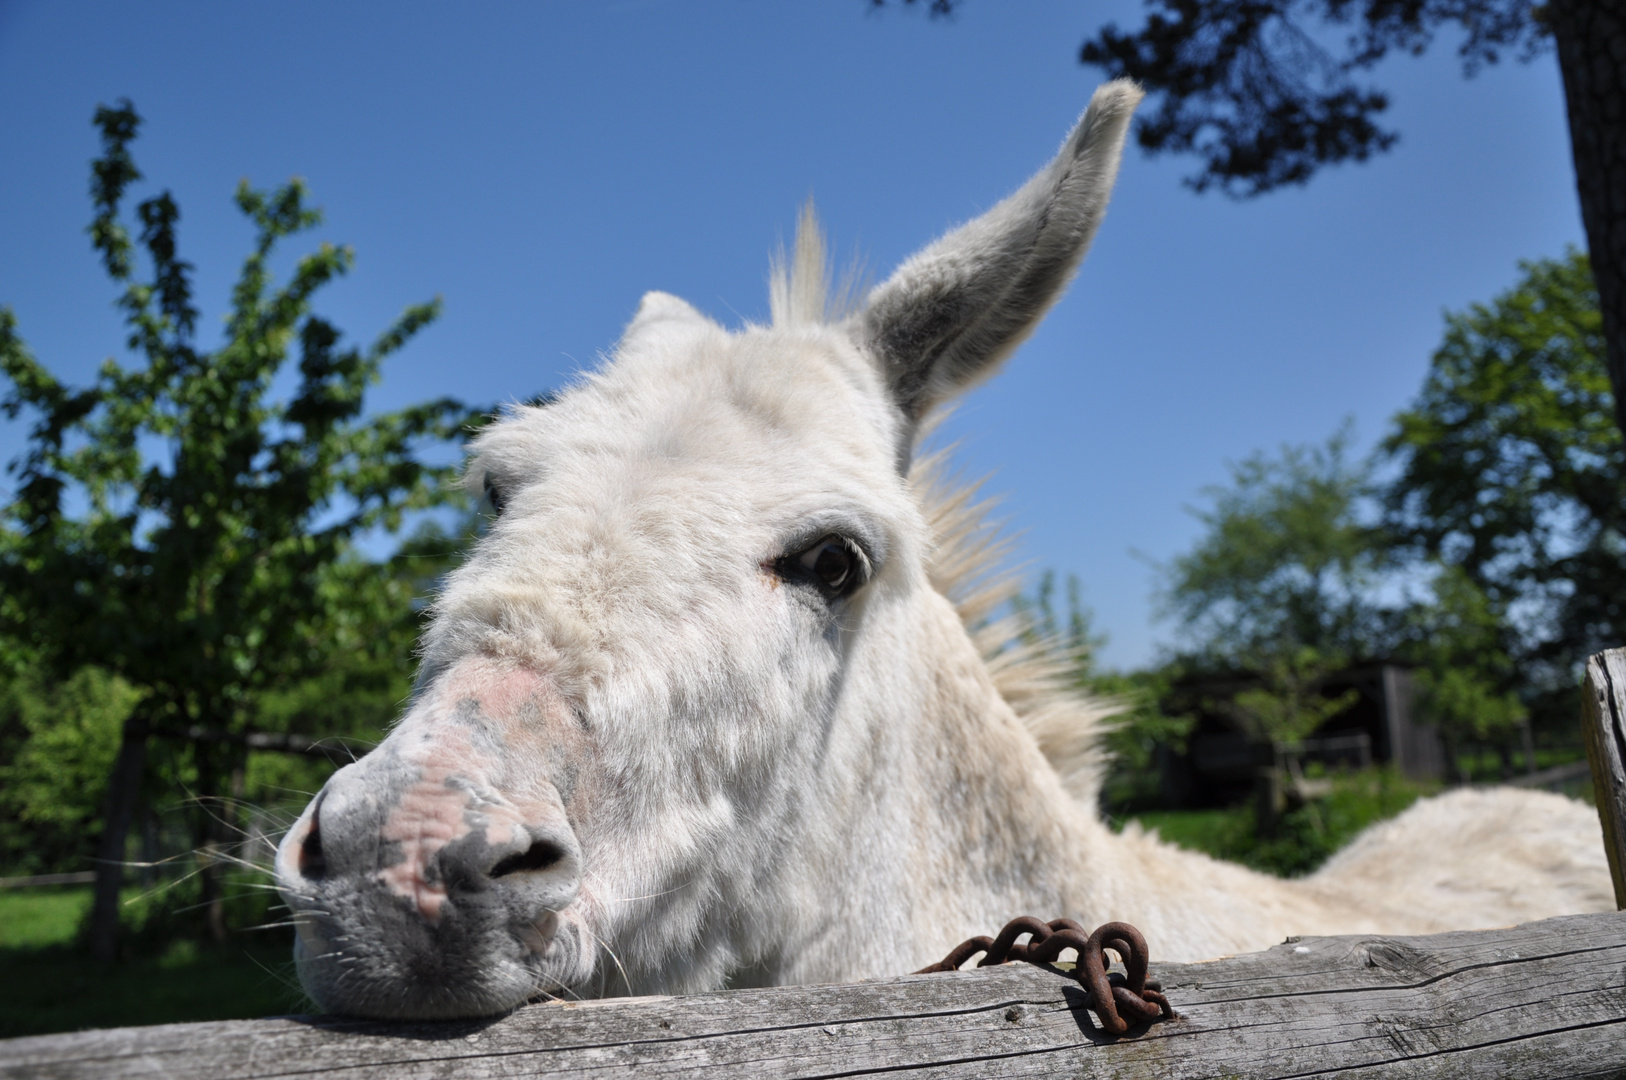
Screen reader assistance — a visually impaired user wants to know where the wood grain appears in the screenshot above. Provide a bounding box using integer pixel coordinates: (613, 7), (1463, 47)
(1584, 648), (1626, 909)
(5, 911), (1624, 1079)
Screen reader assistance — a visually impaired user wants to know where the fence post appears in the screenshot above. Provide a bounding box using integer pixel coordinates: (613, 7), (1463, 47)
(1582, 648), (1626, 910)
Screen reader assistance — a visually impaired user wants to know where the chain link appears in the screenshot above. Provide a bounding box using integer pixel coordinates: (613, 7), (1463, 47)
(916, 917), (1174, 1035)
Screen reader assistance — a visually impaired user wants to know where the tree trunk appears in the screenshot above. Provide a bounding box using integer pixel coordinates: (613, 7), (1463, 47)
(202, 755), (246, 943)
(88, 714), (149, 962)
(1548, 0), (1626, 441)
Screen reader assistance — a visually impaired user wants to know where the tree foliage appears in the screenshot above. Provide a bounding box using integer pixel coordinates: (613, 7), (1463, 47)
(881, 0), (1545, 196)
(1383, 250), (1622, 696)
(0, 103), (467, 709)
(1225, 647), (1359, 747)
(1078, 0), (1546, 195)
(1159, 253), (1612, 759)
(1155, 431), (1379, 783)
(1399, 565), (1527, 748)
(1159, 425), (1383, 661)
(0, 101), (478, 946)
(0, 667), (137, 877)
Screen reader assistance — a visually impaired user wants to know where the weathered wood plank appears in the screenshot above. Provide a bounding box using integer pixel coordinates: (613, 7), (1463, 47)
(5, 911), (1624, 1080)
(1583, 647), (1626, 909)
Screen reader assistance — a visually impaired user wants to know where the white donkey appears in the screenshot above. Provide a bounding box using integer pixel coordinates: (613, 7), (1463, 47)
(275, 81), (1612, 1020)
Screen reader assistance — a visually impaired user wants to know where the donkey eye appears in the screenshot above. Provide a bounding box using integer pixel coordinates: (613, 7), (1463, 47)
(483, 476), (506, 516)
(787, 535), (867, 598)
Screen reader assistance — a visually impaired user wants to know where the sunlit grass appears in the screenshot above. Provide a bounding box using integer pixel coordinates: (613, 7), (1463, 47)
(0, 886), (94, 949)
(1123, 766), (1444, 877)
(0, 886), (307, 1038)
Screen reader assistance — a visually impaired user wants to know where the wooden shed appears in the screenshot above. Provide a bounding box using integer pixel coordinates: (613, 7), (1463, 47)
(1159, 660), (1448, 808)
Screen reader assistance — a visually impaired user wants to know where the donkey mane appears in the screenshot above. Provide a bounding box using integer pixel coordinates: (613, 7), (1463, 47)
(771, 208), (1115, 807)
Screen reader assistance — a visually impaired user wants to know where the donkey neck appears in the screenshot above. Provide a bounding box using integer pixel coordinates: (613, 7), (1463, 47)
(804, 583), (1353, 971)
(776, 576), (1113, 981)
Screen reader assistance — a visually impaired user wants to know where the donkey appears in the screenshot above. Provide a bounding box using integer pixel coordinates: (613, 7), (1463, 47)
(274, 81), (1612, 1020)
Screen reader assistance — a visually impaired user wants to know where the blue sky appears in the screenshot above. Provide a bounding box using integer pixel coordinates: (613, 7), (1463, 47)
(0, 1), (1584, 668)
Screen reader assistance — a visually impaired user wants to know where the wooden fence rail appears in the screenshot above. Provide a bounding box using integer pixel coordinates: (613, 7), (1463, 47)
(5, 910), (1624, 1080)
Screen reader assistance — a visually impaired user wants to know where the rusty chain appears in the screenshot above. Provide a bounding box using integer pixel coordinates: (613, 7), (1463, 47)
(915, 917), (1174, 1035)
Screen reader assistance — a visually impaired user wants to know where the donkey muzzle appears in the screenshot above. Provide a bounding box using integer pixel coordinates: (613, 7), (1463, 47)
(274, 662), (588, 1018)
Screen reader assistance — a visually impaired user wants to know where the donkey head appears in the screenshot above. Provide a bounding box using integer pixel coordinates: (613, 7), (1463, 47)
(274, 81), (1140, 1019)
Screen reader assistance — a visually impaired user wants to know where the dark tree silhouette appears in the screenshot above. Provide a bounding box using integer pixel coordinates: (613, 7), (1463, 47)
(878, 1), (1626, 447)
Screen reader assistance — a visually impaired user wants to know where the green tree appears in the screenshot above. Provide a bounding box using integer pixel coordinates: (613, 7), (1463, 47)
(1152, 255), (1610, 770)
(1226, 646), (1359, 749)
(1159, 425), (1386, 663)
(1154, 429), (1389, 831)
(1382, 251), (1623, 725)
(1399, 565), (1527, 771)
(0, 667), (138, 878)
(0, 101), (473, 959)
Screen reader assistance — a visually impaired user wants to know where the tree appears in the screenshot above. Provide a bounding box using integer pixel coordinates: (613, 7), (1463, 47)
(1153, 429), (1386, 805)
(1075, 1), (1546, 197)
(1081, 0), (1626, 448)
(1224, 646), (1358, 749)
(0, 666), (137, 879)
(0, 102), (473, 959)
(1152, 254), (1612, 767)
(1400, 565), (1527, 774)
(1158, 425), (1386, 663)
(1382, 250), (1623, 724)
(884, 1), (1626, 450)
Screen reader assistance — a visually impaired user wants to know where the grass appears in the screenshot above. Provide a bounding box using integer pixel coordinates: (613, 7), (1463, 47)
(0, 886), (309, 1039)
(0, 886), (95, 949)
(1123, 766), (1443, 877)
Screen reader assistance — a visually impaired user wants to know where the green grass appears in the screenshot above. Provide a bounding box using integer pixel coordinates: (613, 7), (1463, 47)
(1129, 806), (1255, 857)
(1122, 766), (1442, 877)
(0, 887), (309, 1038)
(0, 886), (95, 949)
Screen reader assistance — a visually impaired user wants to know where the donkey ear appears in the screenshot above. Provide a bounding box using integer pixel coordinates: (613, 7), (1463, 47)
(858, 80), (1142, 420)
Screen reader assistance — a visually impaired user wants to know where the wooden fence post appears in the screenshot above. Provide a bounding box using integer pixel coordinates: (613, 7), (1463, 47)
(1582, 648), (1626, 910)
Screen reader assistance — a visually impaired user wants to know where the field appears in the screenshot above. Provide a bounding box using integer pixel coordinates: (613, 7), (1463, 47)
(0, 887), (304, 1039)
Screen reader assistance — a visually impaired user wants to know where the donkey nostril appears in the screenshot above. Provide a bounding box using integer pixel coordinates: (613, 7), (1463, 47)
(490, 839), (565, 879)
(298, 819), (327, 881)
